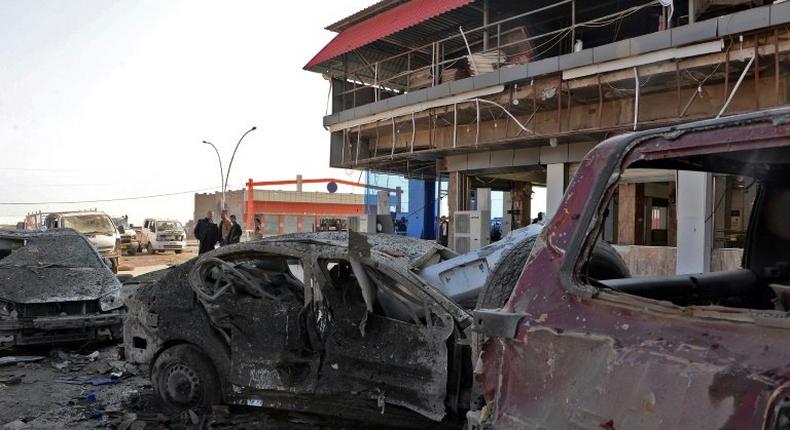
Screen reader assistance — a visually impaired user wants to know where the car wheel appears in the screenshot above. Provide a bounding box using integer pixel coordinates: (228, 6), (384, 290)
(147, 243), (155, 255)
(174, 249), (183, 254)
(127, 246), (137, 256)
(152, 344), (220, 412)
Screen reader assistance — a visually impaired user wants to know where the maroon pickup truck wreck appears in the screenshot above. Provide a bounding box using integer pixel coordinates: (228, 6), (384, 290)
(471, 107), (790, 429)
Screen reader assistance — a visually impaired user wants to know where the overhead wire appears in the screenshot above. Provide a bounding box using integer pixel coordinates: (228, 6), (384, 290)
(0, 185), (238, 205)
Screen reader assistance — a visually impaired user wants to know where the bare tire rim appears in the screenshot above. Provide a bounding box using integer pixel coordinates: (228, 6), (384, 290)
(165, 363), (202, 405)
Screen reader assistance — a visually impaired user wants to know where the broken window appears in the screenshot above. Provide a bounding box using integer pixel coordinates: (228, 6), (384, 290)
(155, 221), (182, 231)
(583, 145), (790, 312)
(61, 214), (115, 235)
(191, 253), (305, 305)
(0, 235), (103, 269)
(320, 259), (430, 326)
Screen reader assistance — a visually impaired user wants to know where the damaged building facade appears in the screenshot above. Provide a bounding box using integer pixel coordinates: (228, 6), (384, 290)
(305, 0), (790, 274)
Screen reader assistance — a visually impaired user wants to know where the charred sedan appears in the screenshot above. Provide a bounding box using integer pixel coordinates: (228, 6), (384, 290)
(0, 229), (124, 347)
(123, 232), (473, 427)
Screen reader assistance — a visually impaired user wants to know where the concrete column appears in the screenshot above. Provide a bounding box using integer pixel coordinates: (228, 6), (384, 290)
(448, 172), (461, 247)
(513, 182), (532, 228)
(546, 163), (567, 220)
(476, 188), (492, 212)
(668, 183), (677, 247)
(688, 0), (696, 24)
(395, 186), (402, 214)
(617, 183), (645, 245)
(377, 191), (390, 215)
(501, 191), (513, 236)
(676, 171), (713, 274)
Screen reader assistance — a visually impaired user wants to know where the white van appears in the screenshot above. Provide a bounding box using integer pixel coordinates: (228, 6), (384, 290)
(139, 218), (187, 254)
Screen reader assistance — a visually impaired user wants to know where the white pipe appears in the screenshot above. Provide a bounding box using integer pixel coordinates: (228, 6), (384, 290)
(717, 55), (755, 119)
(472, 98), (533, 133)
(459, 26), (478, 73)
(410, 113), (416, 152)
(475, 99), (480, 146)
(633, 67), (639, 131)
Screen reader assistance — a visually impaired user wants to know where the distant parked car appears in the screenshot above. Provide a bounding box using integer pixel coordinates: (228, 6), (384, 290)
(0, 228), (124, 347)
(112, 216), (139, 256)
(25, 210), (121, 273)
(138, 218), (187, 254)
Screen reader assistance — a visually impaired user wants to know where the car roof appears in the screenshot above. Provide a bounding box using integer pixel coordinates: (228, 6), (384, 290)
(263, 231), (457, 270)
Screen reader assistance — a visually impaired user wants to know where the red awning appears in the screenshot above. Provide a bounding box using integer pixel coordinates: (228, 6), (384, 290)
(304, 0), (474, 70)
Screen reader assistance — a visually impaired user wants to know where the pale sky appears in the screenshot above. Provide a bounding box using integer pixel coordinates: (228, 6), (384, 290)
(0, 0), (546, 227)
(0, 0), (373, 226)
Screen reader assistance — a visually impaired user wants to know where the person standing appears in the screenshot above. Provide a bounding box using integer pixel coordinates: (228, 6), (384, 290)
(218, 210), (232, 246)
(194, 210), (220, 254)
(253, 217), (262, 240)
(227, 215), (242, 244)
(438, 216), (449, 247)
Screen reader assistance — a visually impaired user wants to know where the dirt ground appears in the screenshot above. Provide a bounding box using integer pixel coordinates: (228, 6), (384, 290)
(0, 244), (363, 430)
(0, 343), (354, 430)
(118, 243), (198, 273)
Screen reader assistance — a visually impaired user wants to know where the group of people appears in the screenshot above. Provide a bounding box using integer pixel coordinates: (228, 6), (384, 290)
(193, 210), (242, 254)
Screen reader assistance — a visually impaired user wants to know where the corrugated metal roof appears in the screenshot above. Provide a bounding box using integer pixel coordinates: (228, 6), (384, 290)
(304, 0), (475, 70)
(326, 0), (409, 32)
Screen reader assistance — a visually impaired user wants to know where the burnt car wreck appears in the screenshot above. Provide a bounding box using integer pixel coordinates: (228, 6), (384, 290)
(123, 224), (629, 427)
(124, 232), (474, 427)
(0, 229), (124, 347)
(471, 107), (790, 430)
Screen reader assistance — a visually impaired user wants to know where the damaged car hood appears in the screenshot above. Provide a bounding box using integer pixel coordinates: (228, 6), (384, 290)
(0, 229), (121, 303)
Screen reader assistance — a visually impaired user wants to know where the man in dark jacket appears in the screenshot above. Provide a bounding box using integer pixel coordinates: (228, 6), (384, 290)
(194, 210), (220, 254)
(227, 215), (242, 244)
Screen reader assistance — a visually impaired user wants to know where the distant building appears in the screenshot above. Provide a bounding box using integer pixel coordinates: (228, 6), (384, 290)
(194, 179), (367, 236)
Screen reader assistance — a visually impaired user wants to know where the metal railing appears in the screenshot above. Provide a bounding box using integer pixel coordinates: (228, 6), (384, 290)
(329, 0), (663, 113)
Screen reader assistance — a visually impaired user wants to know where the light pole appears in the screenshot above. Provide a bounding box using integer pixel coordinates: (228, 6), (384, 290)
(202, 126), (257, 211)
(202, 140), (226, 210)
(224, 126), (257, 200)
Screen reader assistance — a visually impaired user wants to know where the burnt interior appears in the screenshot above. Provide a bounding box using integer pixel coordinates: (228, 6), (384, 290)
(185, 248), (469, 423)
(596, 146), (790, 311)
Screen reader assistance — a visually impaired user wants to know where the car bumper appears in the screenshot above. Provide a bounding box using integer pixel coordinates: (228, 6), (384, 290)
(98, 249), (120, 259)
(153, 241), (186, 250)
(0, 312), (123, 346)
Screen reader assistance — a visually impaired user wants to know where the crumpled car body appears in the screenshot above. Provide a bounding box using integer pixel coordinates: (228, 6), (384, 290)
(0, 228), (123, 347)
(473, 107), (790, 429)
(123, 232), (473, 427)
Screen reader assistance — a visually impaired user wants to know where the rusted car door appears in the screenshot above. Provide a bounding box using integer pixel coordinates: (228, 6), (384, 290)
(314, 258), (456, 421)
(211, 254), (321, 393)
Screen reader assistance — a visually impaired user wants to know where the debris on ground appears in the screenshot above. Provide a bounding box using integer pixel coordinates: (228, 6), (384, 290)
(0, 357), (44, 367)
(1, 419), (29, 430)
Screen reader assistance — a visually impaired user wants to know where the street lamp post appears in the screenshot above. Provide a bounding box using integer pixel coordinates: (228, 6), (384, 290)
(202, 140), (225, 210)
(224, 126), (257, 200)
(202, 126), (257, 211)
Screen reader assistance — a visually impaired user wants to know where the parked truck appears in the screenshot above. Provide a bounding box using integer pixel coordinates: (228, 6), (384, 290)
(138, 218), (187, 254)
(111, 216), (139, 256)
